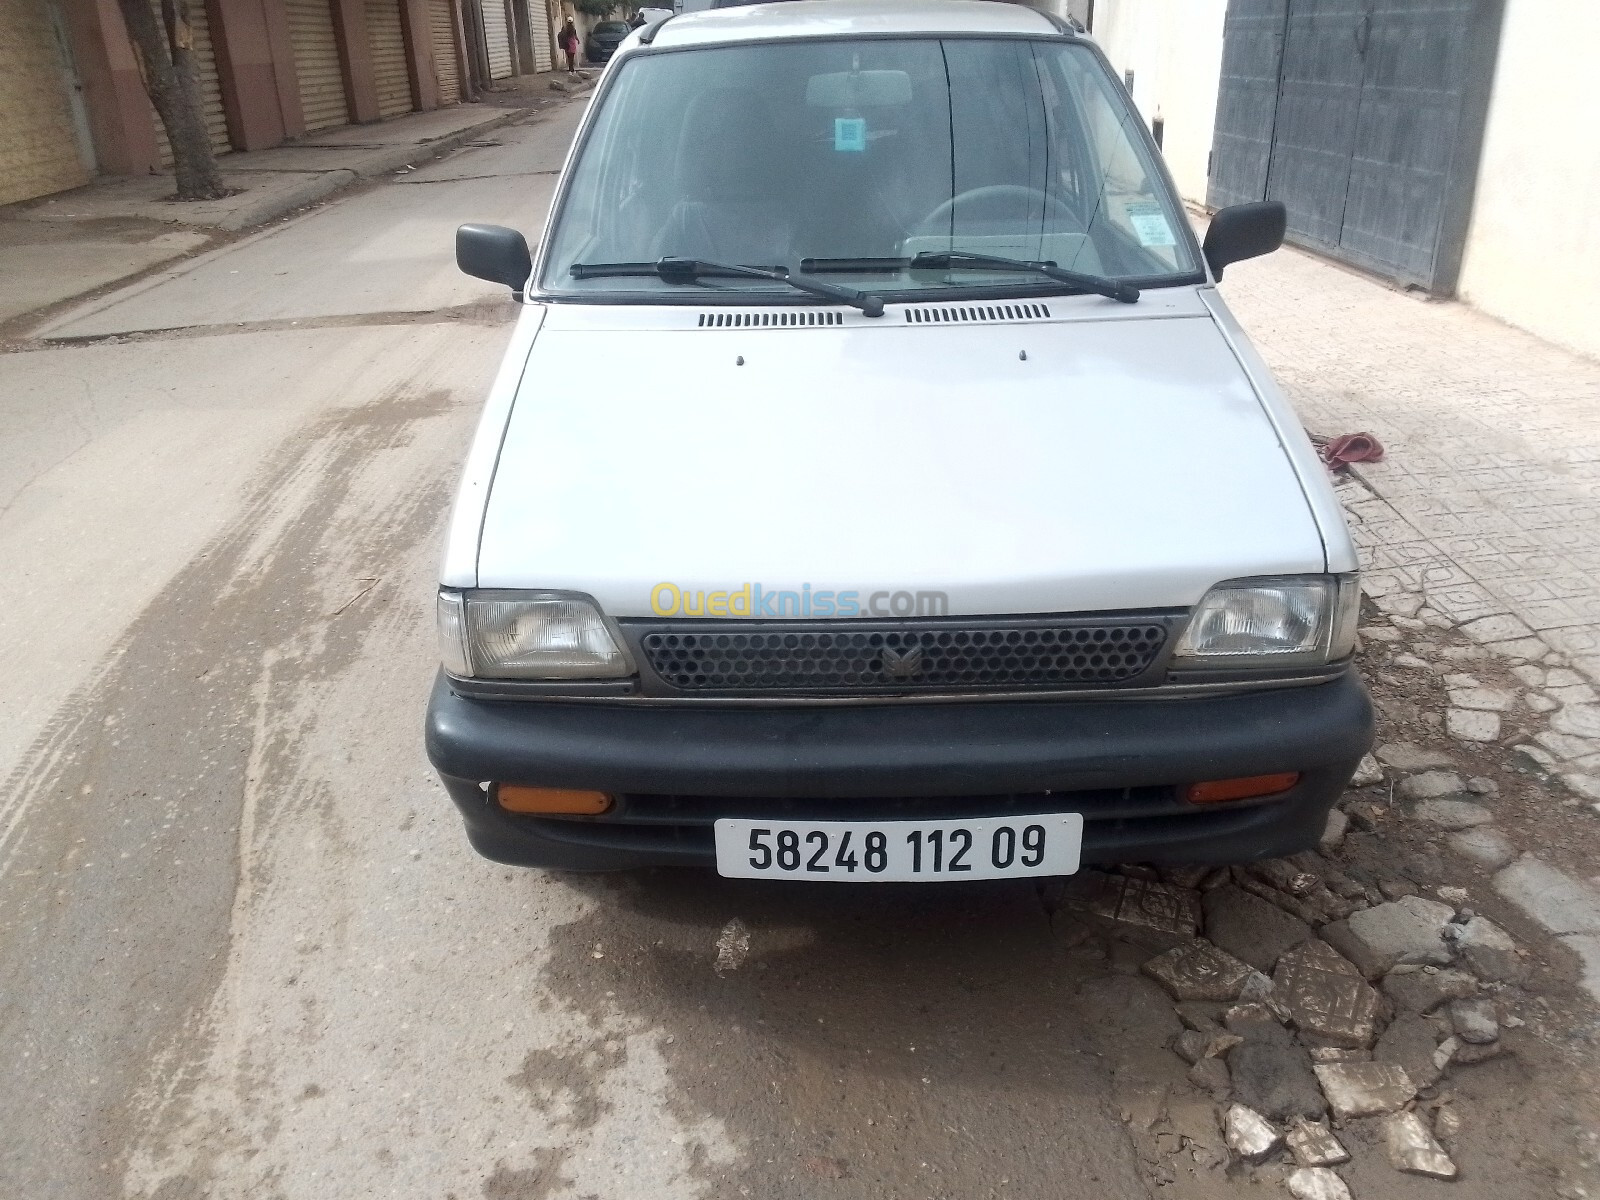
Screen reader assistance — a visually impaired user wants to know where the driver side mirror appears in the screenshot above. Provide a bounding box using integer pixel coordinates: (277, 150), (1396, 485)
(456, 223), (532, 297)
(1202, 202), (1286, 279)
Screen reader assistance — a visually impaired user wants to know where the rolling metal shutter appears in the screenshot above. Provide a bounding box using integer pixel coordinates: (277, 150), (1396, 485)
(483, 0), (512, 79)
(365, 0), (412, 118)
(287, 0), (349, 132)
(532, 0), (552, 72)
(429, 0), (461, 104)
(150, 0), (231, 165)
(0, 0), (91, 205)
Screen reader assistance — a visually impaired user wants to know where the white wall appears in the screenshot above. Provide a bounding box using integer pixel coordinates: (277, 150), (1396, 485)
(1457, 1), (1600, 360)
(1088, 0), (1227, 205)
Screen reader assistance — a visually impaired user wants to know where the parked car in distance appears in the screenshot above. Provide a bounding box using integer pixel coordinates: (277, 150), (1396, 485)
(436, 0), (1373, 884)
(584, 19), (630, 63)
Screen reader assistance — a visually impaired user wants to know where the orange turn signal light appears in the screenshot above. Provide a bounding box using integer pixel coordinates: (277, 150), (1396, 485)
(496, 785), (613, 815)
(1183, 773), (1300, 806)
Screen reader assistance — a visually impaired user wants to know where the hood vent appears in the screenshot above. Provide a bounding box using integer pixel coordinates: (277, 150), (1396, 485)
(905, 302), (1052, 324)
(697, 310), (845, 328)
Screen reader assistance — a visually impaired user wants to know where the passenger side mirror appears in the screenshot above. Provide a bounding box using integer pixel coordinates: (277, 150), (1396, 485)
(1202, 202), (1286, 280)
(456, 224), (532, 296)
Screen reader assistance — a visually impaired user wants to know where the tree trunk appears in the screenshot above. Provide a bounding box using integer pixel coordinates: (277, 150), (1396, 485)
(117, 0), (227, 201)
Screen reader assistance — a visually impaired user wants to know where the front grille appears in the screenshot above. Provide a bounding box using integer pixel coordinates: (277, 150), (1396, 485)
(629, 616), (1173, 695)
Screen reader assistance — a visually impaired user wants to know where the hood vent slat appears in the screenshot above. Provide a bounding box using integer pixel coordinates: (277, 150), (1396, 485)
(905, 302), (1052, 324)
(697, 311), (844, 327)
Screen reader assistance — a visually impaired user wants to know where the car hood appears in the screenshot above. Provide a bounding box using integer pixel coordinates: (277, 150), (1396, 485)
(474, 298), (1327, 617)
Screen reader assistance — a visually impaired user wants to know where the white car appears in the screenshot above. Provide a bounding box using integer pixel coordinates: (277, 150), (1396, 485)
(431, 0), (1373, 882)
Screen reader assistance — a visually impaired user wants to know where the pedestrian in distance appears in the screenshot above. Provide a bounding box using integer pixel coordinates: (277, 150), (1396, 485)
(561, 18), (580, 75)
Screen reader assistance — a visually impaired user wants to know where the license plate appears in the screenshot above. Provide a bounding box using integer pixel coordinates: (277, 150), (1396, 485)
(713, 814), (1083, 882)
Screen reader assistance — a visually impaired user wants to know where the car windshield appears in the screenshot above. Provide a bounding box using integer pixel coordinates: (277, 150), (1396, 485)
(595, 22), (628, 35)
(541, 36), (1200, 300)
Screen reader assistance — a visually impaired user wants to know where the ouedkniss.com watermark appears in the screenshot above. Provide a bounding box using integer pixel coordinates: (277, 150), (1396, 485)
(650, 583), (948, 618)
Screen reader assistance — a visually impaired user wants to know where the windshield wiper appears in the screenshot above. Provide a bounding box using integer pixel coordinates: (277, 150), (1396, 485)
(800, 253), (1139, 304)
(570, 258), (886, 317)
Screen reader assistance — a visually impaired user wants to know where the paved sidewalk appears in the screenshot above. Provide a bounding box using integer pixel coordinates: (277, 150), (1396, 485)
(1220, 246), (1600, 686)
(0, 73), (591, 329)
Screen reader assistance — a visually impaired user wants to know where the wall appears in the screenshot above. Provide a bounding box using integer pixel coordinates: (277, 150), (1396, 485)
(0, 0), (93, 204)
(1085, 0), (1226, 205)
(1457, 1), (1600, 359)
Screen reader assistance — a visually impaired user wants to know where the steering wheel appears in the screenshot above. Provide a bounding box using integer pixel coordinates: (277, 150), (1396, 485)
(915, 185), (1081, 233)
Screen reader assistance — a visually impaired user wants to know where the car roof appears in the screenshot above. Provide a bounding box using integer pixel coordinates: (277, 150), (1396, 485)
(648, 0), (1062, 49)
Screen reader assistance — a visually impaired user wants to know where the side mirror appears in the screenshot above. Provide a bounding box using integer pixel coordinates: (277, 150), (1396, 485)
(456, 223), (532, 296)
(1202, 201), (1286, 279)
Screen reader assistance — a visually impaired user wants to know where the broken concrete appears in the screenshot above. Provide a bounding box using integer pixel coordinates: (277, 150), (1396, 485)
(1447, 708), (1501, 741)
(1246, 859), (1321, 897)
(1287, 1167), (1353, 1200)
(1319, 808), (1349, 854)
(1451, 915), (1527, 984)
(1552, 703), (1600, 739)
(1448, 996), (1499, 1045)
(1063, 871), (1202, 940)
(1202, 885), (1314, 974)
(1374, 1012), (1444, 1089)
(1380, 966), (1479, 1014)
(1399, 769), (1465, 799)
(1272, 940), (1381, 1049)
(1493, 855), (1600, 935)
(1188, 1055), (1231, 1096)
(1351, 754), (1383, 787)
(1224, 1103), (1282, 1163)
(1227, 1017), (1326, 1121)
(1445, 826), (1516, 870)
(1320, 895), (1456, 977)
(1314, 1061), (1415, 1120)
(1412, 798), (1496, 830)
(1384, 1110), (1457, 1178)
(1141, 941), (1254, 1002)
(1376, 742), (1455, 771)
(1559, 934), (1600, 1005)
(1286, 1119), (1349, 1167)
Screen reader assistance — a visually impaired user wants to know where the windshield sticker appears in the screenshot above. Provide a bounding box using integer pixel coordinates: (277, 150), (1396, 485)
(834, 118), (867, 153)
(1126, 202), (1177, 248)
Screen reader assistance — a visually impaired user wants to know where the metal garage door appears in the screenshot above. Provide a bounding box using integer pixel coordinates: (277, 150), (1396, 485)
(1209, 0), (1503, 293)
(429, 0), (461, 104)
(1208, 0), (1287, 211)
(0, 0), (91, 205)
(532, 0), (552, 72)
(483, 0), (513, 79)
(287, 0), (350, 132)
(150, 0), (231, 165)
(365, 0), (413, 118)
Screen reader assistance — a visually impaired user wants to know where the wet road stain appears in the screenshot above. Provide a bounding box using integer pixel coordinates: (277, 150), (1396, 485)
(528, 872), (1156, 1200)
(0, 385), (456, 1198)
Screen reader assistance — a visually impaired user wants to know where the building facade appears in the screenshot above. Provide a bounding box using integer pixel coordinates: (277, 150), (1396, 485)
(0, 0), (560, 209)
(1087, 0), (1600, 361)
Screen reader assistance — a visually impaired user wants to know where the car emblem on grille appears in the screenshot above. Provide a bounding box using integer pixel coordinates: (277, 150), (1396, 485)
(880, 646), (925, 678)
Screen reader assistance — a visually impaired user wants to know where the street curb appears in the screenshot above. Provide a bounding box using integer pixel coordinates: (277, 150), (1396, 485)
(215, 104), (552, 233)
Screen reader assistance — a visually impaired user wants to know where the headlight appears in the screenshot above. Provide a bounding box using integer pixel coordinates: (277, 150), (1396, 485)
(437, 590), (632, 679)
(1173, 575), (1359, 668)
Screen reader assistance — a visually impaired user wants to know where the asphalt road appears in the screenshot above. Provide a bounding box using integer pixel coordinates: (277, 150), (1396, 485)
(0, 100), (1159, 1200)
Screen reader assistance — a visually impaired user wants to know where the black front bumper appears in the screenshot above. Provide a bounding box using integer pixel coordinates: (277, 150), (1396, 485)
(425, 671), (1373, 872)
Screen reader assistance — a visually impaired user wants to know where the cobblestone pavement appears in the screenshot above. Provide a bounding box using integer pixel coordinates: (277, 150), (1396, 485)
(1220, 246), (1600, 685)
